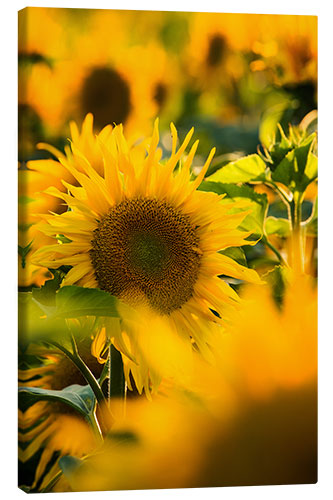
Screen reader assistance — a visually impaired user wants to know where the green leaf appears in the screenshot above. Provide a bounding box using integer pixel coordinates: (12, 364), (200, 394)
(18, 384), (95, 417)
(272, 133), (316, 192)
(219, 247), (247, 267)
(199, 181), (268, 236)
(52, 286), (120, 319)
(32, 268), (65, 306)
(209, 154), (267, 184)
(265, 217), (291, 238)
(18, 292), (71, 351)
(259, 102), (291, 148)
(303, 153), (318, 188)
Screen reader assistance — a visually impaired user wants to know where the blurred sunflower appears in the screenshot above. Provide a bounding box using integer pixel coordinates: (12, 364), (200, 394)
(249, 15), (317, 86)
(57, 272), (317, 492)
(116, 43), (184, 133)
(31, 116), (261, 394)
(18, 8), (134, 139)
(183, 13), (250, 121)
(18, 333), (103, 491)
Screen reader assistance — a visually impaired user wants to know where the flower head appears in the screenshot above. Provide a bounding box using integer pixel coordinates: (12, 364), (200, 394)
(32, 115), (261, 394)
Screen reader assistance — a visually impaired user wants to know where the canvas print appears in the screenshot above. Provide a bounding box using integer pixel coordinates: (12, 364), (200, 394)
(18, 8), (318, 493)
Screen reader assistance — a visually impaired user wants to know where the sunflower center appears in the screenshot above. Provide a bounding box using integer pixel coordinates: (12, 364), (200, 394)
(206, 34), (226, 67)
(153, 82), (168, 108)
(90, 198), (201, 315)
(81, 67), (131, 129)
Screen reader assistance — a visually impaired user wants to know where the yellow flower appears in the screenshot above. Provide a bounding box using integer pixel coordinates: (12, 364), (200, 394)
(32, 116), (261, 394)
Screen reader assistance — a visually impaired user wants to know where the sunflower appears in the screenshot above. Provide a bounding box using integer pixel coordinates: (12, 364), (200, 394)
(18, 8), (133, 138)
(249, 15), (317, 85)
(32, 116), (261, 394)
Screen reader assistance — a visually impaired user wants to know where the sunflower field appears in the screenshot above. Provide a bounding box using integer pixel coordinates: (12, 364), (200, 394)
(18, 8), (317, 493)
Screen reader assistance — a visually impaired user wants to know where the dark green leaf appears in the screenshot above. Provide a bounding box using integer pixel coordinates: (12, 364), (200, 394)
(52, 286), (120, 319)
(18, 384), (95, 417)
(209, 154), (267, 184)
(272, 133), (316, 192)
(219, 247), (247, 267)
(32, 268), (65, 306)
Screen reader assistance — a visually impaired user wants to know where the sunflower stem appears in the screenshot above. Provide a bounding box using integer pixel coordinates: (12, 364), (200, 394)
(262, 235), (288, 266)
(264, 180), (292, 205)
(52, 338), (107, 407)
(109, 344), (125, 399)
(290, 191), (305, 273)
(88, 409), (104, 444)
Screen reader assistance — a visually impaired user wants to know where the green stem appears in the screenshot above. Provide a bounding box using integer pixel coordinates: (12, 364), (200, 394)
(264, 180), (292, 205)
(53, 338), (107, 407)
(290, 191), (305, 272)
(262, 235), (288, 266)
(109, 344), (125, 399)
(87, 409), (104, 443)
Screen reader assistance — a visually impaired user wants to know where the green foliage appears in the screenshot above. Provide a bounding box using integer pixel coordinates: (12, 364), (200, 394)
(32, 268), (66, 306)
(209, 154), (267, 184)
(51, 286), (120, 319)
(265, 217), (291, 238)
(18, 291), (65, 349)
(177, 117), (259, 156)
(259, 101), (291, 148)
(19, 286), (120, 351)
(271, 133), (317, 192)
(219, 247), (247, 267)
(18, 384), (95, 418)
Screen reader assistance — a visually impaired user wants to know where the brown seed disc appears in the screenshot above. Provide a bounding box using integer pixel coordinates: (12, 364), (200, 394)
(90, 198), (202, 315)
